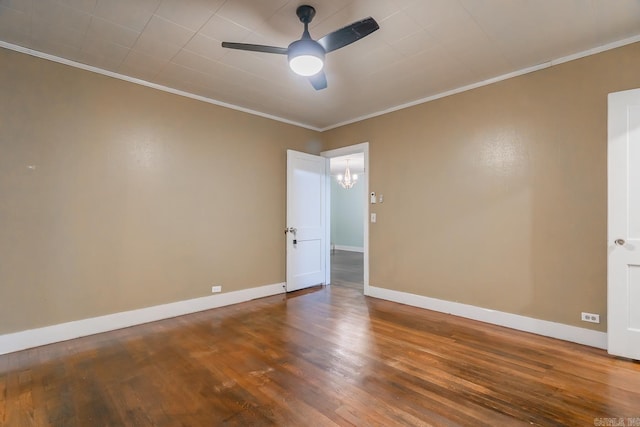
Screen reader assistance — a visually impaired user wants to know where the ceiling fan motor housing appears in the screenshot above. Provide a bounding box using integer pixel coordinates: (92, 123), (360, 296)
(288, 39), (325, 76)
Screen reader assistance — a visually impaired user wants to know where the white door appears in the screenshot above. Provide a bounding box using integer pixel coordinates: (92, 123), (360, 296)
(286, 150), (327, 292)
(608, 88), (640, 359)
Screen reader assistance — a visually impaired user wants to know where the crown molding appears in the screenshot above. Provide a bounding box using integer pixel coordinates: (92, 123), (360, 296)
(0, 41), (322, 132)
(2, 33), (640, 133)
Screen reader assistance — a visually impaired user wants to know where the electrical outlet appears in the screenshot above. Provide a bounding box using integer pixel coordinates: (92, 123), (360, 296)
(581, 312), (600, 323)
(211, 285), (222, 293)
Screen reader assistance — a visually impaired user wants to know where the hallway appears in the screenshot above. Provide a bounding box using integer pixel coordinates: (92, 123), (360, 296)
(331, 249), (363, 290)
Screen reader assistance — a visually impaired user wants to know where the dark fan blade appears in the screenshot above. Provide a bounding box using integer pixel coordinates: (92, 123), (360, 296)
(309, 71), (327, 90)
(221, 42), (287, 55)
(317, 17), (379, 53)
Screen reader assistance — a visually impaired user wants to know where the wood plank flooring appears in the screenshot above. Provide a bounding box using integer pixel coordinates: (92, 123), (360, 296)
(1, 285), (639, 426)
(331, 250), (363, 291)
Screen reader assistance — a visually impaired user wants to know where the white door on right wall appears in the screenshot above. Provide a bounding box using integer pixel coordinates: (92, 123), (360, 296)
(608, 88), (640, 360)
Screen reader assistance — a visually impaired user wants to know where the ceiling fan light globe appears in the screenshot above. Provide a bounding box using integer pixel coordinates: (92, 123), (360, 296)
(289, 55), (324, 76)
(288, 39), (325, 76)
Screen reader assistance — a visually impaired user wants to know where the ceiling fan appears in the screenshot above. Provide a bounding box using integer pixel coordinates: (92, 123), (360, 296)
(221, 5), (379, 90)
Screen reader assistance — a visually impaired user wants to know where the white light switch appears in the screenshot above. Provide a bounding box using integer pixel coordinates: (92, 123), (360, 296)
(370, 192), (376, 204)
(370, 213), (377, 223)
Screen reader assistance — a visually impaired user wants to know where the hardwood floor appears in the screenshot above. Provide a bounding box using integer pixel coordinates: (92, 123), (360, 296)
(1, 285), (639, 426)
(331, 250), (363, 290)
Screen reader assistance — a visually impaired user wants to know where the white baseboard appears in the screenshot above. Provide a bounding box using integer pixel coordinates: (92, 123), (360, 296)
(1, 283), (607, 355)
(368, 286), (607, 350)
(333, 245), (364, 253)
(0, 282), (286, 355)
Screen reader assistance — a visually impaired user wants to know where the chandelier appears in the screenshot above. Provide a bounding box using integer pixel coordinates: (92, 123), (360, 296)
(336, 159), (358, 189)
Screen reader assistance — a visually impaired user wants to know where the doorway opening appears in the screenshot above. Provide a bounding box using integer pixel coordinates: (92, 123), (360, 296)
(322, 143), (369, 294)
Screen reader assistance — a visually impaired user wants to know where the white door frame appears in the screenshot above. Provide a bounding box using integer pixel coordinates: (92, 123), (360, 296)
(321, 142), (370, 295)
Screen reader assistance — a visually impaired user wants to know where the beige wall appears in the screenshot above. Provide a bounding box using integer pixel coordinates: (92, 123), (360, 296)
(323, 42), (640, 332)
(0, 48), (320, 334)
(3, 41), (639, 337)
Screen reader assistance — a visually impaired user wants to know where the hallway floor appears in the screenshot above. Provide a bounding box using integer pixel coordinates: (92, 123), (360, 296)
(331, 249), (363, 290)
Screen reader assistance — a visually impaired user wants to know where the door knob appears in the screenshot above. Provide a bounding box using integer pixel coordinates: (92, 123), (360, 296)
(285, 227), (297, 234)
(615, 238), (626, 246)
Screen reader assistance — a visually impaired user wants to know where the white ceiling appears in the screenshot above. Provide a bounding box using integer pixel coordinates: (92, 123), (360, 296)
(1, 0), (640, 130)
